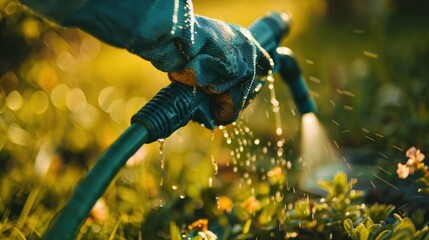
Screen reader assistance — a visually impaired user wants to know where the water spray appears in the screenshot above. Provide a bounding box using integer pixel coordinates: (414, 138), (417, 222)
(45, 12), (316, 239)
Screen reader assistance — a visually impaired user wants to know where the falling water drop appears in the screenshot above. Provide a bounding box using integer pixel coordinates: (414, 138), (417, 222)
(208, 177), (213, 188)
(211, 154), (219, 175)
(158, 139), (165, 170)
(266, 73), (283, 136)
(254, 138), (260, 145)
(170, 0), (180, 35)
(211, 130), (215, 141)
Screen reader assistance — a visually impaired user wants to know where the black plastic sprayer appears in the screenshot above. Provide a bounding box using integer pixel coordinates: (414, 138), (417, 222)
(45, 12), (316, 239)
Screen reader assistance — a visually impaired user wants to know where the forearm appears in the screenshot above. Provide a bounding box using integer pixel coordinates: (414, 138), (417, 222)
(20, 0), (195, 71)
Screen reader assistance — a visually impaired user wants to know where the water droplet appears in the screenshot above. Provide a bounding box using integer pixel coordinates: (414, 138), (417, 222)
(211, 155), (219, 175)
(276, 127), (283, 136)
(30, 90), (49, 114)
(208, 177), (213, 188)
(215, 196), (220, 209)
(158, 139), (165, 170)
(6, 90), (23, 111)
(170, 0), (180, 35)
(172, 185), (178, 190)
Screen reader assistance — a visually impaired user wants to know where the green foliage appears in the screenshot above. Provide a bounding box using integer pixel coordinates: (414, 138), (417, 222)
(344, 209), (429, 240)
(2, 1), (429, 239)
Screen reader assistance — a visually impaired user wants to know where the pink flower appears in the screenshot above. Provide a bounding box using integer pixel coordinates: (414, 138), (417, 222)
(405, 159), (416, 174)
(397, 163), (410, 179)
(89, 198), (109, 222)
(406, 147), (425, 164)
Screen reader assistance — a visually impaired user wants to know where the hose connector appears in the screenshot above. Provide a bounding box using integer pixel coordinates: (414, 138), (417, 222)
(131, 82), (215, 143)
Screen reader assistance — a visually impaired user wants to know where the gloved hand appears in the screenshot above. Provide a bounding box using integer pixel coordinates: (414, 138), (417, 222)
(20, 0), (272, 125)
(166, 16), (273, 125)
(120, 2), (273, 125)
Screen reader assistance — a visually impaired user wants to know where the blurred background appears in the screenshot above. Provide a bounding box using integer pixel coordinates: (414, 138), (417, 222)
(1, 0), (429, 238)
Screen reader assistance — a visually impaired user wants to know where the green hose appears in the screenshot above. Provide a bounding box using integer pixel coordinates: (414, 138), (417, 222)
(45, 124), (149, 239)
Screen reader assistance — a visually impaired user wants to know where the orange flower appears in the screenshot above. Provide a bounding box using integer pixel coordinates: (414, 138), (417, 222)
(241, 196), (261, 214)
(188, 219), (218, 240)
(217, 196), (233, 213)
(188, 219), (209, 232)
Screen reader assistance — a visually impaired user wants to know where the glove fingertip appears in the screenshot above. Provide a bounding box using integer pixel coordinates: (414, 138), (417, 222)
(210, 93), (235, 125)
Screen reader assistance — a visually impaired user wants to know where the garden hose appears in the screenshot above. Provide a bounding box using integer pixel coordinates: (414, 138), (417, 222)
(45, 11), (316, 239)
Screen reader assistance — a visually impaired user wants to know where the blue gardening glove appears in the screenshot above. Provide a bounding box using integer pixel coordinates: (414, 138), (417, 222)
(20, 0), (272, 125)
(166, 16), (272, 125)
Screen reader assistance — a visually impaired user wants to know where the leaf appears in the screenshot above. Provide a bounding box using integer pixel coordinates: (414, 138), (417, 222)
(258, 202), (277, 226)
(416, 178), (429, 187)
(242, 219), (252, 235)
(415, 226), (429, 240)
(366, 204), (396, 223)
(375, 230), (392, 240)
(393, 213), (403, 222)
(344, 219), (354, 236)
(169, 222), (182, 240)
(333, 172), (348, 194)
(318, 180), (333, 194)
(356, 224), (369, 240)
(362, 217), (374, 228)
(368, 224), (383, 237)
(391, 217), (416, 240)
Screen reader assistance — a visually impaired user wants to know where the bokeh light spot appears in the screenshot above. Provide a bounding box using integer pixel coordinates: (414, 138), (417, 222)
(72, 104), (99, 129)
(37, 66), (58, 91)
(68, 128), (91, 151)
(8, 124), (30, 146)
(126, 97), (147, 120)
(4, 1), (17, 15)
(66, 88), (87, 113)
(30, 90), (49, 114)
(50, 84), (69, 110)
(56, 51), (75, 72)
(98, 87), (116, 112)
(108, 99), (126, 124)
(22, 18), (41, 43)
(6, 90), (23, 111)
(0, 71), (19, 92)
(80, 36), (101, 58)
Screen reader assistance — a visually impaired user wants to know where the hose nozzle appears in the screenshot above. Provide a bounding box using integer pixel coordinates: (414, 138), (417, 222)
(249, 12), (316, 115)
(277, 47), (317, 115)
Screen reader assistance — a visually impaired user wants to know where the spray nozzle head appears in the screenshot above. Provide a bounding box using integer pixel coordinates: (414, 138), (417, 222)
(248, 13), (316, 116)
(277, 47), (317, 115)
